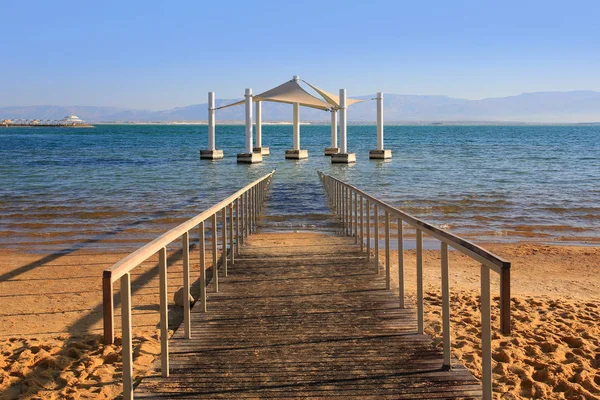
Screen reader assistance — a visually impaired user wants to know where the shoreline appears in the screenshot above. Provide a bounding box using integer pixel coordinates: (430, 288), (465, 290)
(2, 221), (598, 256)
(0, 125), (94, 128)
(60, 121), (600, 126)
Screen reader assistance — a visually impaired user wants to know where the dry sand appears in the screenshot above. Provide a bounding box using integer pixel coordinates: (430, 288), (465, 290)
(0, 241), (599, 399)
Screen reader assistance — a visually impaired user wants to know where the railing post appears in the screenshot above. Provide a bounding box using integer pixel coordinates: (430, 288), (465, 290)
(229, 203), (234, 265)
(481, 264), (492, 400)
(158, 247), (169, 377)
(199, 222), (207, 312)
(398, 219), (404, 309)
(252, 186), (256, 230)
(359, 195), (364, 252)
(336, 182), (340, 214)
(222, 208), (227, 276)
(102, 273), (114, 345)
(366, 200), (371, 260)
(354, 192), (358, 243)
(385, 211), (390, 289)
(182, 232), (191, 339)
(342, 183), (344, 219)
(441, 242), (451, 369)
(500, 267), (511, 334)
(212, 213), (218, 292)
(256, 184), (260, 211)
(339, 183), (342, 217)
(341, 186), (345, 230)
(255, 185), (258, 225)
(349, 189), (353, 236)
(333, 181), (336, 212)
(240, 193), (244, 242)
(416, 229), (424, 334)
(120, 272), (133, 400)
(343, 185), (346, 225)
(374, 205), (379, 272)
(244, 192), (249, 238)
(250, 187), (254, 231)
(236, 197), (241, 249)
(346, 187), (350, 236)
(332, 181), (336, 210)
(248, 189), (251, 233)
(247, 190), (251, 234)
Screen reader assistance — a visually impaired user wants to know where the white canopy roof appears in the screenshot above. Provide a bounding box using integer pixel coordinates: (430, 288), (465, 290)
(216, 78), (362, 111)
(302, 80), (363, 109)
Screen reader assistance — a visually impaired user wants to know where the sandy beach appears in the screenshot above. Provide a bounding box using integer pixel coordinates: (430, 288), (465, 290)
(0, 240), (598, 399)
(0, 246), (208, 399)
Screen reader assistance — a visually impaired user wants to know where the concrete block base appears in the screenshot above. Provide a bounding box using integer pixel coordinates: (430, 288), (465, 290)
(237, 153), (263, 164)
(253, 146), (270, 156)
(200, 149), (224, 160)
(369, 149), (392, 159)
(331, 152), (356, 164)
(324, 147), (340, 156)
(285, 149), (308, 160)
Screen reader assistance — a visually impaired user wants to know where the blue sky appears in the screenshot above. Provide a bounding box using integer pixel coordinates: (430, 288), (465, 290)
(1, 0), (598, 110)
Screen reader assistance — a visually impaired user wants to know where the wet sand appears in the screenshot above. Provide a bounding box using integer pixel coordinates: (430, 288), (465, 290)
(0, 241), (599, 399)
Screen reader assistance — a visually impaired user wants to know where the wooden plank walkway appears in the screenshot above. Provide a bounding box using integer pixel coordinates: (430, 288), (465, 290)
(136, 232), (481, 399)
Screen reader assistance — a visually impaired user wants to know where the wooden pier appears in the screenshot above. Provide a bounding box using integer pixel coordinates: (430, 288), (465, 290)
(135, 231), (481, 399)
(104, 171), (509, 399)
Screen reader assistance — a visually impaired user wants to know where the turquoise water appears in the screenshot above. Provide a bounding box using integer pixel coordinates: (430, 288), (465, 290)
(1, 124), (598, 252)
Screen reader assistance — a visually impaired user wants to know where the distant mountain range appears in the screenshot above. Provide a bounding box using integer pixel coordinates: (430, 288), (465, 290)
(2, 91), (599, 123)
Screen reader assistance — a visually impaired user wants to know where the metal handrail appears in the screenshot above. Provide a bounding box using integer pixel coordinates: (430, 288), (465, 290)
(102, 171), (275, 400)
(318, 171), (510, 400)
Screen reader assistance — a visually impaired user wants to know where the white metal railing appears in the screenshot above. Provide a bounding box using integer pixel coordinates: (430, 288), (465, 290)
(102, 171), (275, 399)
(318, 171), (510, 400)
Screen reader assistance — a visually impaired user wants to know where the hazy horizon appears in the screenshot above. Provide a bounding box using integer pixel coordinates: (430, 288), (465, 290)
(3, 90), (600, 123)
(1, 1), (599, 110)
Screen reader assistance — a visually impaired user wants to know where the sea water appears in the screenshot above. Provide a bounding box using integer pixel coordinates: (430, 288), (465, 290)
(0, 124), (598, 252)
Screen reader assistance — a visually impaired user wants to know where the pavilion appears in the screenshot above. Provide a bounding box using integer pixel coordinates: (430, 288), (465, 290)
(59, 114), (87, 126)
(200, 76), (392, 163)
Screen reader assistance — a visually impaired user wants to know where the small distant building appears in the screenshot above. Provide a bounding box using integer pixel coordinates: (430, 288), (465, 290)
(60, 114), (86, 125)
(1, 116), (91, 127)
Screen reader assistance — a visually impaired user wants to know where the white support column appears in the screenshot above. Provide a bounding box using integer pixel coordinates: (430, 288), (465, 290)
(253, 101), (270, 156)
(209, 92), (215, 150)
(285, 76), (308, 160)
(293, 103), (300, 150)
(325, 110), (339, 155)
(377, 92), (383, 150)
(237, 88), (262, 163)
(331, 89), (356, 163)
(339, 89), (347, 153)
(370, 91), (392, 159)
(200, 91), (224, 159)
(255, 101), (262, 148)
(331, 111), (337, 147)
(245, 88), (253, 153)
